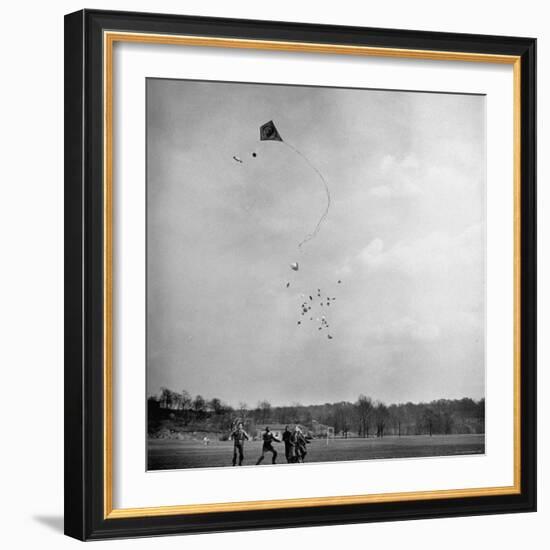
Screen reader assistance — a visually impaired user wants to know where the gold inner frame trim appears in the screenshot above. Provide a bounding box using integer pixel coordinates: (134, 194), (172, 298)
(103, 30), (522, 520)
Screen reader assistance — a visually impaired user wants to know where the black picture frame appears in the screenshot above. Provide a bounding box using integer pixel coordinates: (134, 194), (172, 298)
(64, 9), (536, 541)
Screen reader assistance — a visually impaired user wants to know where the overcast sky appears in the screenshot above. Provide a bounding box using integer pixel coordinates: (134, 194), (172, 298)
(146, 78), (485, 408)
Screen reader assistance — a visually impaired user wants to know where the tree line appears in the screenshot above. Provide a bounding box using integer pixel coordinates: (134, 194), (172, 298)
(148, 388), (485, 438)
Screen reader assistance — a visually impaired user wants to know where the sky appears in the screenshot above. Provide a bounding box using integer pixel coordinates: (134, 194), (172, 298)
(146, 78), (486, 408)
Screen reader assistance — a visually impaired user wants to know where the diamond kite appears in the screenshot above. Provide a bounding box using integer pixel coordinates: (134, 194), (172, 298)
(260, 120), (283, 142)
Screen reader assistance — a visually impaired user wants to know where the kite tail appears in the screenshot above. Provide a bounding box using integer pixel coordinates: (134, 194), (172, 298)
(283, 141), (331, 248)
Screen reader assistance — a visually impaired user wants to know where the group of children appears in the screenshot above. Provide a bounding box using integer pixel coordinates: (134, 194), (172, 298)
(230, 423), (310, 466)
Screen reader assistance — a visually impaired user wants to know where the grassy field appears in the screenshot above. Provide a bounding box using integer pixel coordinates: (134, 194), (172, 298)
(148, 434), (485, 470)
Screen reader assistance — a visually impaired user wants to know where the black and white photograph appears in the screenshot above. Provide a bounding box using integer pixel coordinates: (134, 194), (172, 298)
(1, 0), (543, 545)
(146, 78), (486, 471)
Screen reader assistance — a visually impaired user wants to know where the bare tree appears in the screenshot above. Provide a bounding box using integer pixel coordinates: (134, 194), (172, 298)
(334, 402), (352, 438)
(388, 404), (404, 436)
(422, 408), (436, 436)
(257, 400), (272, 424)
(355, 395), (374, 438)
(180, 390), (192, 424)
(170, 390), (182, 411)
(193, 394), (206, 419)
(373, 401), (388, 438)
(159, 387), (172, 409)
(150, 385), (485, 440)
(209, 397), (224, 415)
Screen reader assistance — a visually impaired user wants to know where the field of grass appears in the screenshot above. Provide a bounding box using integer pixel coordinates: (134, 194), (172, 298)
(147, 434), (485, 470)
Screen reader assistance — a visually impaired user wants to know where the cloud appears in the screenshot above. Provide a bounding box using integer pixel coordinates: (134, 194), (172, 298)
(380, 153), (420, 172)
(368, 317), (441, 343)
(357, 222), (483, 275)
(369, 182), (422, 199)
(357, 237), (384, 264)
(368, 154), (423, 199)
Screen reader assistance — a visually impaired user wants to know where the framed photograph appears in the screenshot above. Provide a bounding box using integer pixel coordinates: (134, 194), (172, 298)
(64, 9), (536, 540)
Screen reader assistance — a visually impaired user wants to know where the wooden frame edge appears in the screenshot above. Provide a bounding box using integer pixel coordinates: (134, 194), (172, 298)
(101, 30), (523, 521)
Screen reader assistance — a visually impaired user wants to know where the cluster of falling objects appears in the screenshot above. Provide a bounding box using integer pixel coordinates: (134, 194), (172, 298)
(287, 262), (341, 340)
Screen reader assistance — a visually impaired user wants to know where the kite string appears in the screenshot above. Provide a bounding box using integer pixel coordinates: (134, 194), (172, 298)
(282, 141), (331, 248)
